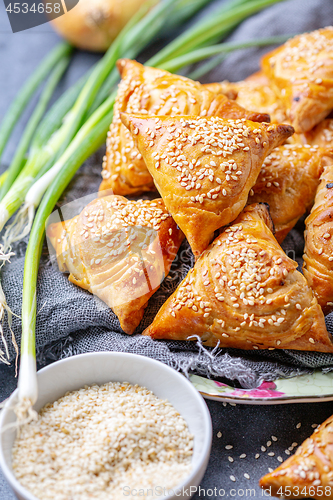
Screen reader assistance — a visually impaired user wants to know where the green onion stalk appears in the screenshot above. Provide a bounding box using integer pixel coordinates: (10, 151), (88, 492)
(160, 34), (291, 72)
(0, 55), (72, 214)
(18, 111), (114, 405)
(0, 52), (72, 366)
(0, 42), (72, 167)
(147, 0), (285, 66)
(4, 91), (116, 253)
(0, 172), (8, 190)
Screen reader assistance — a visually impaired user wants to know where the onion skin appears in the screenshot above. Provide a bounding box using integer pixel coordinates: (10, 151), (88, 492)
(51, 0), (150, 52)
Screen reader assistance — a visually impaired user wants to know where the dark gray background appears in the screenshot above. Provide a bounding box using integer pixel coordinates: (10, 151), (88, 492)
(1, 0), (333, 498)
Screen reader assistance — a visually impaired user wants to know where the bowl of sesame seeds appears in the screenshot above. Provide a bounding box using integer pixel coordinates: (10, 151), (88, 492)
(0, 352), (212, 500)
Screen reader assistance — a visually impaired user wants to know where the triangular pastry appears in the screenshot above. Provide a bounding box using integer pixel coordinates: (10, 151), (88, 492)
(262, 28), (333, 133)
(260, 414), (333, 498)
(303, 155), (333, 315)
(100, 59), (271, 196)
(143, 203), (333, 352)
(47, 195), (184, 334)
(122, 113), (294, 258)
(249, 144), (328, 242)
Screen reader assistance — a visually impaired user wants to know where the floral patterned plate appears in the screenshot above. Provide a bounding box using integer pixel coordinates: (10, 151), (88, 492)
(190, 371), (333, 405)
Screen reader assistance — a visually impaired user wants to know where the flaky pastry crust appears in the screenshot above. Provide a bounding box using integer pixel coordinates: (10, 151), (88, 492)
(143, 203), (332, 352)
(303, 155), (333, 315)
(260, 415), (333, 499)
(262, 28), (333, 133)
(122, 113), (293, 258)
(302, 118), (333, 148)
(100, 59), (271, 196)
(249, 144), (328, 242)
(47, 195), (184, 334)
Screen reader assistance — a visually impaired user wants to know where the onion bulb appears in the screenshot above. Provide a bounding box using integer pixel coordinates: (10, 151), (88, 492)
(51, 0), (151, 52)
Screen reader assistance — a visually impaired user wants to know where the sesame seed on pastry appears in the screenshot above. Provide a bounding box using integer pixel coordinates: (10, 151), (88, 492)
(122, 113), (293, 258)
(143, 203), (333, 353)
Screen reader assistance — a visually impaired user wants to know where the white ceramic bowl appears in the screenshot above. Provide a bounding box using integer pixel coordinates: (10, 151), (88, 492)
(0, 352), (212, 500)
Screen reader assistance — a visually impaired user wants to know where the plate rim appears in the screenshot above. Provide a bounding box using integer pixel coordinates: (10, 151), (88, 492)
(189, 370), (333, 405)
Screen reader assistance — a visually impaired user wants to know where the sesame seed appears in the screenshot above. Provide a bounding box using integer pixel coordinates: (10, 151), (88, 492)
(244, 473), (250, 479)
(230, 475), (236, 482)
(12, 382), (193, 498)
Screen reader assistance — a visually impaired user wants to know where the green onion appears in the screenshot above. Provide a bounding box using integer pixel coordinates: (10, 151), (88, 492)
(148, 0), (284, 66)
(28, 92), (116, 210)
(165, 0), (213, 28)
(0, 172), (8, 189)
(160, 35), (291, 72)
(2, 91), (116, 250)
(187, 53), (228, 80)
(0, 42), (72, 166)
(18, 111), (113, 405)
(30, 70), (91, 156)
(0, 54), (72, 201)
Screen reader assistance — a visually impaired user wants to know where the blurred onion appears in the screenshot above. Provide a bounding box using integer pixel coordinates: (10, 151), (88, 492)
(51, 0), (151, 52)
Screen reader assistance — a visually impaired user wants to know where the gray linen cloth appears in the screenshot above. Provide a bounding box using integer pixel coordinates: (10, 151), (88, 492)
(2, 0), (333, 389)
